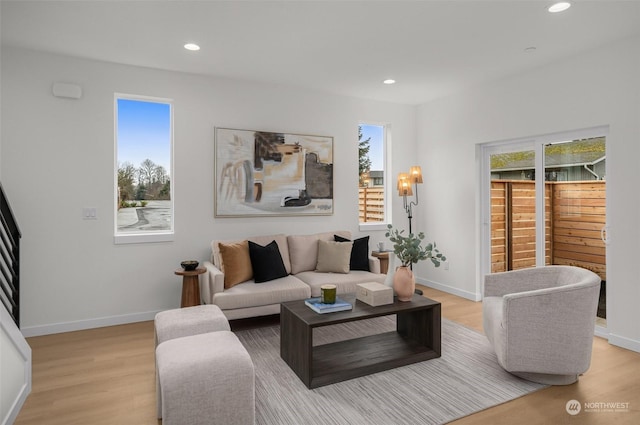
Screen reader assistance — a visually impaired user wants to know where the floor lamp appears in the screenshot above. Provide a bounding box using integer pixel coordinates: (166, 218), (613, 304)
(397, 166), (423, 292)
(397, 166), (423, 236)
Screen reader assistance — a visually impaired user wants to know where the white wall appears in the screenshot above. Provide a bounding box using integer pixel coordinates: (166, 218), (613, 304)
(5, 37), (637, 351)
(0, 47), (416, 335)
(415, 35), (640, 351)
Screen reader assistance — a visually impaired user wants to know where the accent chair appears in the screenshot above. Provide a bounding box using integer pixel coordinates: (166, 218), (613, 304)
(483, 265), (601, 385)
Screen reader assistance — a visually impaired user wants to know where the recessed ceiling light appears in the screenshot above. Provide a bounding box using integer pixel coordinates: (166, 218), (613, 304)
(184, 43), (200, 51)
(524, 46), (537, 53)
(548, 2), (571, 13)
(383, 79), (396, 85)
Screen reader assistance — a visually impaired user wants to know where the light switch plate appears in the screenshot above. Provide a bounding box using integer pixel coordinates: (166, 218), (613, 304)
(83, 207), (97, 220)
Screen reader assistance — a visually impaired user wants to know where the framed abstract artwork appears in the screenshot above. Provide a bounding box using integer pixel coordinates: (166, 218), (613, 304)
(214, 128), (333, 217)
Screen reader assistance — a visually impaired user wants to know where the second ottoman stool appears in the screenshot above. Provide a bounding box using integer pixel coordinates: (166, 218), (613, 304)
(154, 304), (231, 418)
(156, 331), (255, 425)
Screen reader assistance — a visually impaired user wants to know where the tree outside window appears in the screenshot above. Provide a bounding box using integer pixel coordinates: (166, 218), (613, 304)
(115, 96), (173, 241)
(359, 124), (385, 223)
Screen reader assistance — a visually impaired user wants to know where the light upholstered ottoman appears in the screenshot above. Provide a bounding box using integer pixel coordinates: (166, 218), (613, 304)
(156, 331), (255, 425)
(154, 304), (231, 346)
(154, 305), (233, 419)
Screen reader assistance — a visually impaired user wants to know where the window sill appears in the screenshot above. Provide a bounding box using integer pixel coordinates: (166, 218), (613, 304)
(114, 232), (174, 245)
(358, 222), (389, 232)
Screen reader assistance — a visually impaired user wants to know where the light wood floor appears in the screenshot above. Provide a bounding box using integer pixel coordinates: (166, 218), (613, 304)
(15, 286), (640, 425)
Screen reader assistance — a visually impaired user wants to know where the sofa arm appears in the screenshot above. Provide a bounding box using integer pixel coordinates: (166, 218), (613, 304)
(200, 261), (225, 304)
(368, 256), (381, 274)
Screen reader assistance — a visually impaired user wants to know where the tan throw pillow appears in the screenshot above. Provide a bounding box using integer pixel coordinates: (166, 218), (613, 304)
(218, 241), (253, 289)
(288, 234), (320, 274)
(316, 240), (353, 274)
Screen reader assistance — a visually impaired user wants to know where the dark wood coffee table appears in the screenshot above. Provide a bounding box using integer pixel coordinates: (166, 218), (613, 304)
(280, 294), (441, 388)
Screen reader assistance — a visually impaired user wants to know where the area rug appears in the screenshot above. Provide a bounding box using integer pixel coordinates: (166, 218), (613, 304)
(234, 316), (547, 425)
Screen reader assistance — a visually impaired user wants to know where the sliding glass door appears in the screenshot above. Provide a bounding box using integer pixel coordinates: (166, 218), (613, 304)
(480, 128), (607, 326)
(543, 138), (606, 275)
(544, 138), (607, 326)
(489, 145), (540, 273)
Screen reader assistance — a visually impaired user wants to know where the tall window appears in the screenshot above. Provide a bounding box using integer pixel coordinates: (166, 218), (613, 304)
(359, 124), (387, 224)
(115, 95), (173, 243)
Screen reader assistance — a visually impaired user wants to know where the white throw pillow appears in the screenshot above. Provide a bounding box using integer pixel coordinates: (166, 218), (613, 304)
(315, 240), (353, 274)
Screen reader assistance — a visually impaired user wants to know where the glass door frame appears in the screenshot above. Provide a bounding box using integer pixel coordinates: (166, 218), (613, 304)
(477, 126), (609, 298)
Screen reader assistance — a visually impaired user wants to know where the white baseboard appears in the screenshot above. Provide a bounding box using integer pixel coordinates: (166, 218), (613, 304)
(21, 310), (162, 337)
(416, 278), (481, 302)
(608, 332), (640, 353)
(594, 325), (609, 339)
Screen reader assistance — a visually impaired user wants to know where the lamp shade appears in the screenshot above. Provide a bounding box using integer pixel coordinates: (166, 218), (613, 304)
(410, 166), (423, 184)
(397, 173), (412, 196)
(396, 173), (407, 190)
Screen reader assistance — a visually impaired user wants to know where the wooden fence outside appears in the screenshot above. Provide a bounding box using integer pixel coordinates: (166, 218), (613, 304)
(359, 187), (385, 222)
(491, 180), (606, 280)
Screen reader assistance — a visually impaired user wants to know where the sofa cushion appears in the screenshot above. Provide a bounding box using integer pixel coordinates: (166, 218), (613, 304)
(218, 241), (253, 289)
(334, 235), (370, 271)
(296, 270), (386, 297)
(288, 231), (351, 274)
(316, 240), (352, 273)
(212, 275), (311, 310)
(212, 234), (291, 274)
(248, 240), (288, 283)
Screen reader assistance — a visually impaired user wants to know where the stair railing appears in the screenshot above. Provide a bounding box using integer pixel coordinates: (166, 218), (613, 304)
(0, 182), (22, 327)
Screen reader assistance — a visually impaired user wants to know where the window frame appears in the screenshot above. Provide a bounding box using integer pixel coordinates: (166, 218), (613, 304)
(113, 93), (175, 244)
(358, 122), (391, 232)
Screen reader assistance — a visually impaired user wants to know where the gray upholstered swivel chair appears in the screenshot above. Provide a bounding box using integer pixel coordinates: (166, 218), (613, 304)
(483, 265), (601, 385)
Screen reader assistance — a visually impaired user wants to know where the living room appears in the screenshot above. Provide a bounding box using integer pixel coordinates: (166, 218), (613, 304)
(1, 1), (639, 424)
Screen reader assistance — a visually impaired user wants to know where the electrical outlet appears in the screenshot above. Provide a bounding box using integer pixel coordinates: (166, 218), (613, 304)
(444, 261), (449, 271)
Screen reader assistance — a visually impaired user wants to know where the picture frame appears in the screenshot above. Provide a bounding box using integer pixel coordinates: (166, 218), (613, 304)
(214, 127), (334, 217)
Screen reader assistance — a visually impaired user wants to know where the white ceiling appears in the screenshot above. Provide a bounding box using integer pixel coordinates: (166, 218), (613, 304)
(2, 1), (640, 105)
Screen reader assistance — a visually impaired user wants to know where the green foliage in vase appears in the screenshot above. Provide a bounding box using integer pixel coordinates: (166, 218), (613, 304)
(385, 224), (446, 268)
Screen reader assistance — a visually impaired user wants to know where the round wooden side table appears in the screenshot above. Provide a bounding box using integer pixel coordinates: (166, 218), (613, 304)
(372, 251), (391, 274)
(175, 267), (206, 308)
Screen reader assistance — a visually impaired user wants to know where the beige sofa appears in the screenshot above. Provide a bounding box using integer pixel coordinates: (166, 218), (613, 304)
(200, 230), (385, 320)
